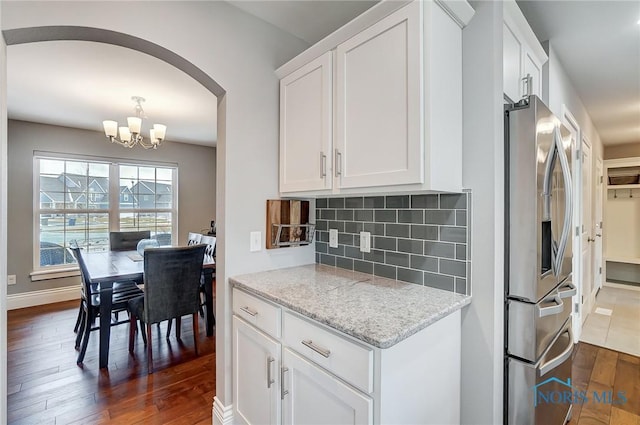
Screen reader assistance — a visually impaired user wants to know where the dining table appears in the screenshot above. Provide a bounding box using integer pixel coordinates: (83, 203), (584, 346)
(79, 249), (216, 368)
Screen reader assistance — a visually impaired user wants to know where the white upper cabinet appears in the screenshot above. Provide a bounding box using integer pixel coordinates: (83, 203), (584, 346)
(279, 52), (333, 192)
(335, 2), (422, 189)
(503, 0), (547, 103)
(277, 0), (474, 196)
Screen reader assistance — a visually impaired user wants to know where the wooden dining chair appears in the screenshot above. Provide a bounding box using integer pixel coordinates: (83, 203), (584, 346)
(128, 244), (206, 374)
(69, 244), (145, 365)
(109, 230), (151, 251)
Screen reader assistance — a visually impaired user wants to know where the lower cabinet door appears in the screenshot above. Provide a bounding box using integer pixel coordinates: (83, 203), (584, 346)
(282, 348), (373, 425)
(233, 316), (281, 425)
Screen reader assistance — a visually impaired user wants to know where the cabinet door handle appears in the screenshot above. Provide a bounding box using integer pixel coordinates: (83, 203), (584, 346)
(320, 152), (327, 178)
(240, 306), (258, 317)
(302, 339), (331, 358)
(281, 367), (289, 400)
(335, 149), (342, 177)
(266, 356), (275, 388)
(521, 73), (532, 98)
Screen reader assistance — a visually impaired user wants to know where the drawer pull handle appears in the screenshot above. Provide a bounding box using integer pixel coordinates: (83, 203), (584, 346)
(240, 306), (258, 316)
(281, 367), (289, 400)
(302, 340), (331, 358)
(266, 356), (275, 388)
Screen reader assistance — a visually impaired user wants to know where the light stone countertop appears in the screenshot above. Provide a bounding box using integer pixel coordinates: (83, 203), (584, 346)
(230, 264), (471, 349)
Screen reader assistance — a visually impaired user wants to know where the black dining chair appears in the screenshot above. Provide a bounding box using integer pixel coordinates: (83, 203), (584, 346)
(127, 244), (206, 374)
(69, 244), (145, 365)
(109, 230), (151, 251)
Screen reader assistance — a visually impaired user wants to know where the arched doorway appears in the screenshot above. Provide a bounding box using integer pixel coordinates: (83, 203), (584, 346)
(0, 25), (225, 420)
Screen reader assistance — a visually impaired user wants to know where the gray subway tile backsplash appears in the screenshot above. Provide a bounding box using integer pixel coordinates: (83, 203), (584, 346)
(328, 198), (345, 209)
(425, 210), (456, 225)
(386, 223), (410, 238)
(411, 194), (439, 209)
(386, 251), (410, 268)
(315, 192), (471, 295)
(398, 238), (423, 255)
(345, 197), (364, 209)
(364, 196), (385, 208)
(411, 225), (438, 241)
(386, 195), (410, 208)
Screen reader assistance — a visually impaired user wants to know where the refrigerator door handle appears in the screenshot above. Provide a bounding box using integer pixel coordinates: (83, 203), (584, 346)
(558, 280), (577, 299)
(541, 143), (556, 223)
(553, 126), (573, 275)
(539, 326), (574, 377)
(537, 292), (564, 318)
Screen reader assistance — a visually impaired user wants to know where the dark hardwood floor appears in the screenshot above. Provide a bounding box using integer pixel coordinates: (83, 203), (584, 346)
(7, 300), (215, 424)
(570, 342), (640, 425)
(8, 301), (639, 425)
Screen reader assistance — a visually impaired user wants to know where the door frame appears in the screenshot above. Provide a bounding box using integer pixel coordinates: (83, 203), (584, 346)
(561, 104), (582, 343)
(593, 157), (604, 297)
(580, 135), (593, 320)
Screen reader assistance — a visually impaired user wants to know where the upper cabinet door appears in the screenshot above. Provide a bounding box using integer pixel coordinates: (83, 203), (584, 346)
(503, 21), (522, 103)
(503, 0), (548, 103)
(523, 47), (543, 98)
(280, 52), (333, 193)
(335, 1), (423, 189)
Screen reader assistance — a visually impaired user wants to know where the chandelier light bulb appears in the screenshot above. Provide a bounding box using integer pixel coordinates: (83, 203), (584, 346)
(102, 96), (166, 149)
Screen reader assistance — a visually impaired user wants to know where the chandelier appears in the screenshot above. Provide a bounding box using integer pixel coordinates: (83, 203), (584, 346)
(102, 96), (167, 149)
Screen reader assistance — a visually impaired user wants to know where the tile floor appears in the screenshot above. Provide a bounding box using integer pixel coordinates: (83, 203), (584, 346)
(580, 284), (640, 356)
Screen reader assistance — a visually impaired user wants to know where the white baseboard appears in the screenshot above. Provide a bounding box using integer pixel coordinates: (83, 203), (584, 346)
(213, 396), (233, 425)
(7, 285), (80, 310)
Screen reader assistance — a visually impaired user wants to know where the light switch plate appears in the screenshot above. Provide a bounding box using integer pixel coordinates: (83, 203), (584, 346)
(329, 229), (339, 248)
(7, 274), (16, 285)
(250, 231), (262, 252)
(360, 232), (371, 253)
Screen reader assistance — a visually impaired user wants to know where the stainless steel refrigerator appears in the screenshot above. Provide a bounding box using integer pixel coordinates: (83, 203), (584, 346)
(504, 95), (576, 425)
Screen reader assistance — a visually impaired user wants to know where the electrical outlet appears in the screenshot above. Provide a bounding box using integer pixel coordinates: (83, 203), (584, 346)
(360, 232), (371, 253)
(250, 231), (262, 252)
(7, 275), (16, 285)
(329, 229), (339, 248)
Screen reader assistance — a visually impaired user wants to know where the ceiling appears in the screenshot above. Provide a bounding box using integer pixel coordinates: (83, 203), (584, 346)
(517, 0), (640, 146)
(7, 40), (218, 147)
(6, 1), (638, 148)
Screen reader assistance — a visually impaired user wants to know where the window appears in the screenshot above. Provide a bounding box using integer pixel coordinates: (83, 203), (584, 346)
(35, 155), (177, 270)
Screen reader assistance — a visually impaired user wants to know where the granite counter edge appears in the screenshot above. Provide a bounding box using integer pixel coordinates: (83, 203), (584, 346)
(230, 277), (471, 349)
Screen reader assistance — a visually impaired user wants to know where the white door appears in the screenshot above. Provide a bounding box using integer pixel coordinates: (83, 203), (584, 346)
(335, 1), (422, 189)
(581, 138), (592, 321)
(282, 348), (373, 425)
(279, 52), (333, 193)
(233, 316), (281, 425)
(593, 158), (604, 293)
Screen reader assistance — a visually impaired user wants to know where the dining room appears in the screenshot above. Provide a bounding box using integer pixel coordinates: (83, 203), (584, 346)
(3, 27), (221, 423)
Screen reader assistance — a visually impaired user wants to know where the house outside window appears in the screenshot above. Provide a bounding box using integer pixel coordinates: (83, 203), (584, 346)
(35, 155), (177, 269)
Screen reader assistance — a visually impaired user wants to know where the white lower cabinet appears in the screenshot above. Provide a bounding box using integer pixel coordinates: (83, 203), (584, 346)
(232, 288), (461, 425)
(233, 316), (281, 425)
(282, 348), (373, 425)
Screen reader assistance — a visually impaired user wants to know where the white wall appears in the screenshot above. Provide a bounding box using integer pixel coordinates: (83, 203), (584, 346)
(547, 45), (604, 161)
(1, 1), (311, 417)
(460, 1), (504, 423)
(0, 1), (8, 419)
(605, 143), (640, 160)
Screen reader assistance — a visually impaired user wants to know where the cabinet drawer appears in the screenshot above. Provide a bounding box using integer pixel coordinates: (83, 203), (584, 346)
(233, 289), (281, 339)
(282, 312), (373, 393)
